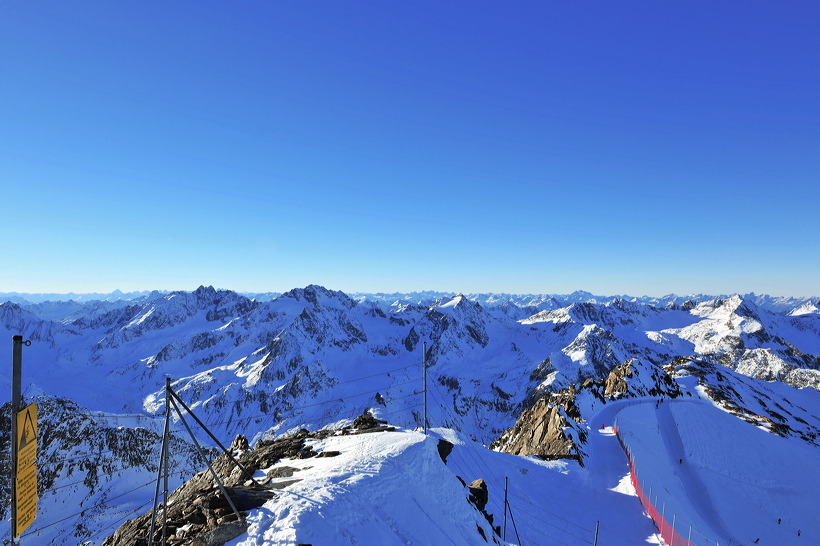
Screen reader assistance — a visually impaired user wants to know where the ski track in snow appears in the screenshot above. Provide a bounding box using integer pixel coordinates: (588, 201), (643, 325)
(615, 396), (820, 546)
(656, 401), (735, 543)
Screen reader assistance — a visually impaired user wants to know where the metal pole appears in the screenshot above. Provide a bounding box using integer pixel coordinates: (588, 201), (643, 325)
(503, 477), (508, 540)
(148, 393), (171, 546)
(162, 377), (170, 546)
(11, 335), (23, 544)
(168, 390), (255, 482)
(169, 396), (243, 522)
(507, 496), (522, 546)
(423, 341), (427, 434)
(688, 524), (692, 544)
(671, 513), (676, 546)
(594, 521), (600, 546)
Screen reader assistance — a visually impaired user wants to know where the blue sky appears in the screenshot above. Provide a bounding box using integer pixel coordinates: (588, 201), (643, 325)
(2, 1), (818, 296)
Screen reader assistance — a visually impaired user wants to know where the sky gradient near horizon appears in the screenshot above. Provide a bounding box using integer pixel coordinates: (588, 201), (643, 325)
(2, 2), (818, 297)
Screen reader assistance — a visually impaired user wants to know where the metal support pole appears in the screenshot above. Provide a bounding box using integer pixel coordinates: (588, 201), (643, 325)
(149, 390), (171, 546)
(168, 390), (256, 483)
(671, 513), (676, 546)
(162, 377), (170, 546)
(423, 341), (427, 434)
(507, 496), (522, 546)
(11, 335), (23, 544)
(169, 396), (243, 522)
(594, 521), (600, 546)
(503, 477), (508, 540)
(688, 524), (692, 544)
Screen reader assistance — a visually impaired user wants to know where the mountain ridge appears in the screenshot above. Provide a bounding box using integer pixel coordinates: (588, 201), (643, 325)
(1, 285), (818, 543)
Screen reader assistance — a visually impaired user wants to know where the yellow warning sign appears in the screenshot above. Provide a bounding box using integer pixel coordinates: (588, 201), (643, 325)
(15, 403), (37, 537)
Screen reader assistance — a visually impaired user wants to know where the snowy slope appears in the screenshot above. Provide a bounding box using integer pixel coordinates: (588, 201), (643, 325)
(232, 430), (501, 545)
(230, 425), (666, 546)
(616, 399), (819, 544)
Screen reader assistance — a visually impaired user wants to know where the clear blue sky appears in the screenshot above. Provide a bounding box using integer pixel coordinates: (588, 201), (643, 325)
(2, 1), (818, 296)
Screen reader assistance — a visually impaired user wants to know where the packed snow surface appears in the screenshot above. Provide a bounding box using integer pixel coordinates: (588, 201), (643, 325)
(228, 428), (663, 546)
(616, 399), (819, 545)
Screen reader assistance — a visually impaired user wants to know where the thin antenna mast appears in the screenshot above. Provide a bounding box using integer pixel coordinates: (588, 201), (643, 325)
(423, 341), (427, 434)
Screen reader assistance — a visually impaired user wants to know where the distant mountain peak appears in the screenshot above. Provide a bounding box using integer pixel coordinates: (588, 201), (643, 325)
(280, 284), (356, 310)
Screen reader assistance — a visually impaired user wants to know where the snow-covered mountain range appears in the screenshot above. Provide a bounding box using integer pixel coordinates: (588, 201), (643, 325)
(0, 285), (818, 544)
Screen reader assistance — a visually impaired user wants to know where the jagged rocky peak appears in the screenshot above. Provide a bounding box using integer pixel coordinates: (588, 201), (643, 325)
(404, 293), (491, 354)
(0, 301), (36, 325)
(93, 287), (254, 351)
(430, 293), (488, 322)
(789, 301), (820, 316)
(431, 292), (473, 312)
(279, 284), (357, 310)
(608, 297), (644, 314)
(601, 360), (634, 396)
(568, 289), (597, 301)
(430, 292), (469, 309)
(693, 294), (758, 319)
(193, 284), (217, 298)
(483, 299), (541, 322)
(175, 285), (254, 318)
(0, 302), (67, 347)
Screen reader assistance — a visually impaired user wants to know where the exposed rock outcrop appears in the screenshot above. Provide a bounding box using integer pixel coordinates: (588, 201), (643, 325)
(437, 439), (454, 463)
(464, 478), (501, 542)
(467, 478), (488, 511)
(104, 413), (396, 546)
(489, 387), (584, 462)
(491, 359), (684, 464)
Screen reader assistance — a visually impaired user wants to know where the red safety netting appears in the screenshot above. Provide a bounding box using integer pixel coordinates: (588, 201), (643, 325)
(616, 427), (692, 546)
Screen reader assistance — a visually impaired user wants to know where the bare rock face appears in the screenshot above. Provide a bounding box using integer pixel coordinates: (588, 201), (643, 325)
(467, 479), (488, 511)
(437, 439), (454, 463)
(462, 477), (501, 542)
(229, 434), (249, 452)
(489, 389), (583, 463)
(353, 411), (386, 430)
(603, 360), (634, 397)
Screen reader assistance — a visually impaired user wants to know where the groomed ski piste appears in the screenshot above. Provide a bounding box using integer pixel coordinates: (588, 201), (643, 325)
(613, 399), (819, 545)
(221, 383), (819, 545)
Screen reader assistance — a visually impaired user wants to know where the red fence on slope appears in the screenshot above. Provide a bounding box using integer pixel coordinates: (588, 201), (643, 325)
(614, 424), (695, 546)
